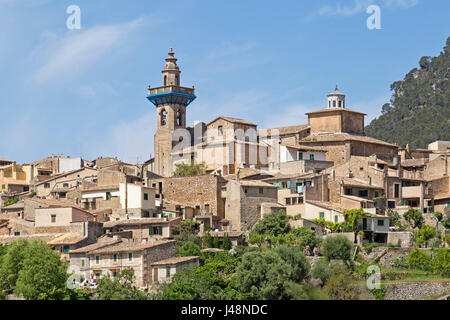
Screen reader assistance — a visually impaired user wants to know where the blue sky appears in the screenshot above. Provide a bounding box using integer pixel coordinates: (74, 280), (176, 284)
(1, 0), (449, 164)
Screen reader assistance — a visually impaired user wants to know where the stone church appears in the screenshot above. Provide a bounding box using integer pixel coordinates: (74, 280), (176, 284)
(147, 49), (398, 177)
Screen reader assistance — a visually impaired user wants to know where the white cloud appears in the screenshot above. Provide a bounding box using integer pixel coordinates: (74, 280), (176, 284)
(318, 0), (419, 17)
(29, 16), (147, 84)
(86, 111), (156, 163)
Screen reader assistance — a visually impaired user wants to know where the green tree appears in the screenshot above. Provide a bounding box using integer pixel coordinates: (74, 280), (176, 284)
(236, 250), (293, 300)
(252, 210), (291, 237)
(0, 239), (34, 292)
(202, 232), (214, 248)
(321, 235), (353, 263)
(404, 209), (424, 229)
(291, 227), (322, 249)
(173, 159), (205, 177)
(387, 209), (400, 226)
(274, 245), (310, 283)
(14, 240), (69, 300)
(414, 225), (436, 247)
(311, 258), (333, 284)
(221, 233), (232, 251)
(96, 269), (148, 300)
(178, 241), (201, 257)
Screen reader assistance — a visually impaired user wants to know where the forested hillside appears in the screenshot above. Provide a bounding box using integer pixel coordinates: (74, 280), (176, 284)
(365, 37), (450, 148)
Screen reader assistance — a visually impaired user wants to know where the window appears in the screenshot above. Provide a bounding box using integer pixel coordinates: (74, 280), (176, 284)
(286, 198), (291, 205)
(334, 215), (338, 223)
(129, 253), (132, 261)
(158, 226), (163, 235)
(164, 75), (167, 86)
(63, 183), (69, 188)
(298, 152), (303, 160)
(345, 188), (353, 195)
(447, 202), (450, 208)
(319, 212), (324, 219)
(358, 190), (368, 197)
(44, 183), (50, 188)
(51, 215), (56, 223)
(23, 186), (29, 192)
(161, 109), (167, 126)
(113, 271), (118, 281)
(14, 231), (20, 236)
(106, 192), (111, 200)
(1, 184), (5, 189)
(310, 154), (315, 160)
(144, 211), (150, 217)
(218, 125), (223, 136)
(375, 191), (379, 198)
(166, 267), (171, 278)
(377, 219), (384, 226)
(113, 254), (117, 262)
(144, 193), (148, 201)
(333, 101), (336, 107)
(176, 111), (182, 126)
(63, 245), (69, 254)
(394, 184), (400, 198)
(81, 259), (85, 267)
(259, 187), (263, 194)
(95, 256), (100, 264)
(244, 188), (248, 194)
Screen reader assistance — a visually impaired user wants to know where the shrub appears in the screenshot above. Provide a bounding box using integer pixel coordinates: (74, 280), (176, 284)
(387, 209), (400, 226)
(403, 209), (423, 229)
(311, 258), (332, 284)
(370, 284), (386, 300)
(221, 233), (232, 251)
(321, 235), (352, 262)
(433, 212), (443, 222)
(324, 272), (361, 300)
(178, 241), (201, 257)
(407, 248), (431, 270)
(428, 248), (450, 277)
(291, 227), (322, 249)
(391, 255), (409, 269)
(441, 218), (450, 229)
(414, 225), (436, 247)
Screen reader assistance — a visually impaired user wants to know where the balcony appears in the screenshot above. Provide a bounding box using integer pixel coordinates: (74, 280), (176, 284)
(148, 85), (195, 95)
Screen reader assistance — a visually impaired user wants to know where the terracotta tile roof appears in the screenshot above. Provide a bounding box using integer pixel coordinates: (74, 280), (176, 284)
(281, 143), (328, 152)
(341, 177), (383, 189)
(238, 180), (278, 188)
(198, 231), (244, 238)
(69, 238), (122, 254)
(258, 124), (309, 136)
(401, 159), (427, 167)
(299, 133), (397, 147)
(305, 200), (345, 212)
(434, 192), (450, 200)
(89, 240), (174, 254)
(151, 256), (199, 266)
(305, 107), (366, 116)
(342, 195), (374, 203)
(47, 233), (87, 245)
(0, 178), (30, 186)
(207, 116), (257, 127)
(27, 197), (76, 207)
(35, 167), (97, 186)
(81, 184), (119, 192)
(103, 217), (180, 228)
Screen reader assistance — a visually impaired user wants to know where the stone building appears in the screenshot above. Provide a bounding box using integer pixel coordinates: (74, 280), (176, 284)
(151, 256), (199, 283)
(69, 238), (177, 287)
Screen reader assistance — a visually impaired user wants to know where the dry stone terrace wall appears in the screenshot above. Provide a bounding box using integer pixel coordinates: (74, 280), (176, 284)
(384, 281), (450, 300)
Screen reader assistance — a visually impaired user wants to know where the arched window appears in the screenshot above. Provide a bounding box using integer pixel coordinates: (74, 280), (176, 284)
(175, 75), (179, 86)
(161, 109), (167, 126)
(333, 100), (336, 107)
(176, 111), (182, 126)
(164, 75), (167, 87)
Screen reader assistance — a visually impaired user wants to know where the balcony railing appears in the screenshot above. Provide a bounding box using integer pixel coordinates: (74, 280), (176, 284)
(148, 85), (195, 95)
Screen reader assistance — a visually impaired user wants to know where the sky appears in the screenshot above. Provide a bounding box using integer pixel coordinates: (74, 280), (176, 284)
(0, 0), (449, 164)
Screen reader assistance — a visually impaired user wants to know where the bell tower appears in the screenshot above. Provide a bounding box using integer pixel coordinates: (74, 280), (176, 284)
(147, 49), (196, 177)
(327, 85), (346, 108)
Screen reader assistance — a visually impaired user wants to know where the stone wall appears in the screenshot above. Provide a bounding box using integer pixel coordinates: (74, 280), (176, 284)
(387, 232), (415, 248)
(384, 281), (450, 300)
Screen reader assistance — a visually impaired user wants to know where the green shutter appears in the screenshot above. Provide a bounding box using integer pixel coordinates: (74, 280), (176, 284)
(310, 154), (314, 160)
(298, 152), (303, 160)
(129, 253), (132, 261)
(153, 212), (157, 217)
(158, 226), (163, 235)
(144, 193), (148, 200)
(334, 215), (338, 223)
(319, 212), (324, 219)
(169, 213), (173, 218)
(149, 227), (153, 235)
(278, 182), (282, 190)
(81, 259), (85, 267)
(63, 245), (69, 254)
(287, 181), (291, 189)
